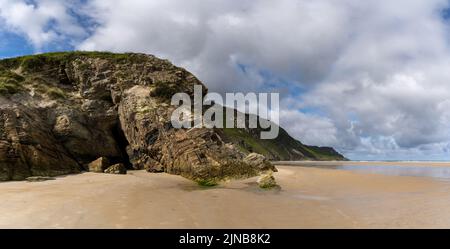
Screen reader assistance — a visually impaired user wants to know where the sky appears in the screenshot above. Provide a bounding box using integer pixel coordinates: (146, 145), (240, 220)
(1, 0), (450, 160)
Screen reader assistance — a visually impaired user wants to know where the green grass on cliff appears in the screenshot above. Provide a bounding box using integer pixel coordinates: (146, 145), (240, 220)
(0, 51), (144, 96)
(0, 70), (25, 95)
(222, 126), (346, 161)
(0, 82), (21, 95)
(29, 76), (68, 99)
(150, 81), (184, 99)
(223, 128), (274, 155)
(46, 87), (67, 99)
(0, 51), (146, 72)
(0, 70), (25, 81)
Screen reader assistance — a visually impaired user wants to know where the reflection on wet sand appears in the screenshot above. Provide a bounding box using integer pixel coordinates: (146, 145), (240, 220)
(1, 162), (450, 228)
(275, 161), (450, 180)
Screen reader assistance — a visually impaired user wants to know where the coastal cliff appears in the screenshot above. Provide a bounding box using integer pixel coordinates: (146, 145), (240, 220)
(0, 52), (345, 182)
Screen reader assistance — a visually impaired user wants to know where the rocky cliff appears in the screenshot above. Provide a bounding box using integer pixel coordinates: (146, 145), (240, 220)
(0, 52), (345, 182)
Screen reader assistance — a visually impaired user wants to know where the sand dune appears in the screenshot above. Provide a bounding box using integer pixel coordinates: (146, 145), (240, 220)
(1, 165), (450, 228)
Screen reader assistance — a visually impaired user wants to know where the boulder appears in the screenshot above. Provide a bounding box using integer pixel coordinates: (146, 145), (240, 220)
(104, 163), (127, 174)
(257, 171), (277, 189)
(88, 157), (110, 173)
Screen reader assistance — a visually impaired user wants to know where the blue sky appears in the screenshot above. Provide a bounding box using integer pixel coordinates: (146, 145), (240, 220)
(2, 0), (450, 161)
(0, 31), (33, 58)
(0, 31), (76, 58)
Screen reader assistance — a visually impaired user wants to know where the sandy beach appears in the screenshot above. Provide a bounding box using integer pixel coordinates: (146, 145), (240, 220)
(1, 163), (450, 228)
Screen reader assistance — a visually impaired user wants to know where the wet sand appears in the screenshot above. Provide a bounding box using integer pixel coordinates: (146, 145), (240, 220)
(275, 160), (450, 167)
(1, 164), (450, 228)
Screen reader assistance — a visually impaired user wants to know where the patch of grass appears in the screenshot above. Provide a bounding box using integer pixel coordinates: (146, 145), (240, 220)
(0, 81), (21, 95)
(46, 87), (67, 99)
(20, 56), (46, 70)
(222, 128), (271, 155)
(0, 70), (24, 95)
(77, 62), (90, 71)
(0, 51), (146, 72)
(0, 70), (24, 81)
(195, 178), (218, 187)
(301, 145), (346, 160)
(29, 77), (67, 100)
(150, 81), (182, 99)
(32, 81), (49, 93)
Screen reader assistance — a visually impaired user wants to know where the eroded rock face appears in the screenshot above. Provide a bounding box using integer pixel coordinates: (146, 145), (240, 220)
(243, 153), (276, 172)
(0, 52), (276, 181)
(0, 103), (80, 180)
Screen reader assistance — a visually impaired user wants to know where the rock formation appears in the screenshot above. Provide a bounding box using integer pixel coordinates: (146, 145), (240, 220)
(88, 157), (110, 173)
(104, 163), (127, 175)
(257, 171), (277, 189)
(0, 52), (345, 182)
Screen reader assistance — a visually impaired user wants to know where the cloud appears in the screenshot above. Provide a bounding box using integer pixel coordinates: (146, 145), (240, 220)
(77, 0), (355, 92)
(300, 0), (450, 158)
(0, 0), (87, 49)
(279, 107), (338, 147)
(5, 0), (450, 159)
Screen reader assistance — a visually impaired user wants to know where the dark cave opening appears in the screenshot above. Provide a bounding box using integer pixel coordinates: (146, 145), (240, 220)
(111, 122), (133, 169)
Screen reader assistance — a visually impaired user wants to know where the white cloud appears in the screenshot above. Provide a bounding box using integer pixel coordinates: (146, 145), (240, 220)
(279, 108), (338, 147)
(77, 0), (359, 92)
(0, 0), (86, 48)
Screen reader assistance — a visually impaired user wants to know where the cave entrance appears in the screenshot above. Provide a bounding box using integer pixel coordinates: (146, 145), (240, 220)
(111, 122), (133, 169)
